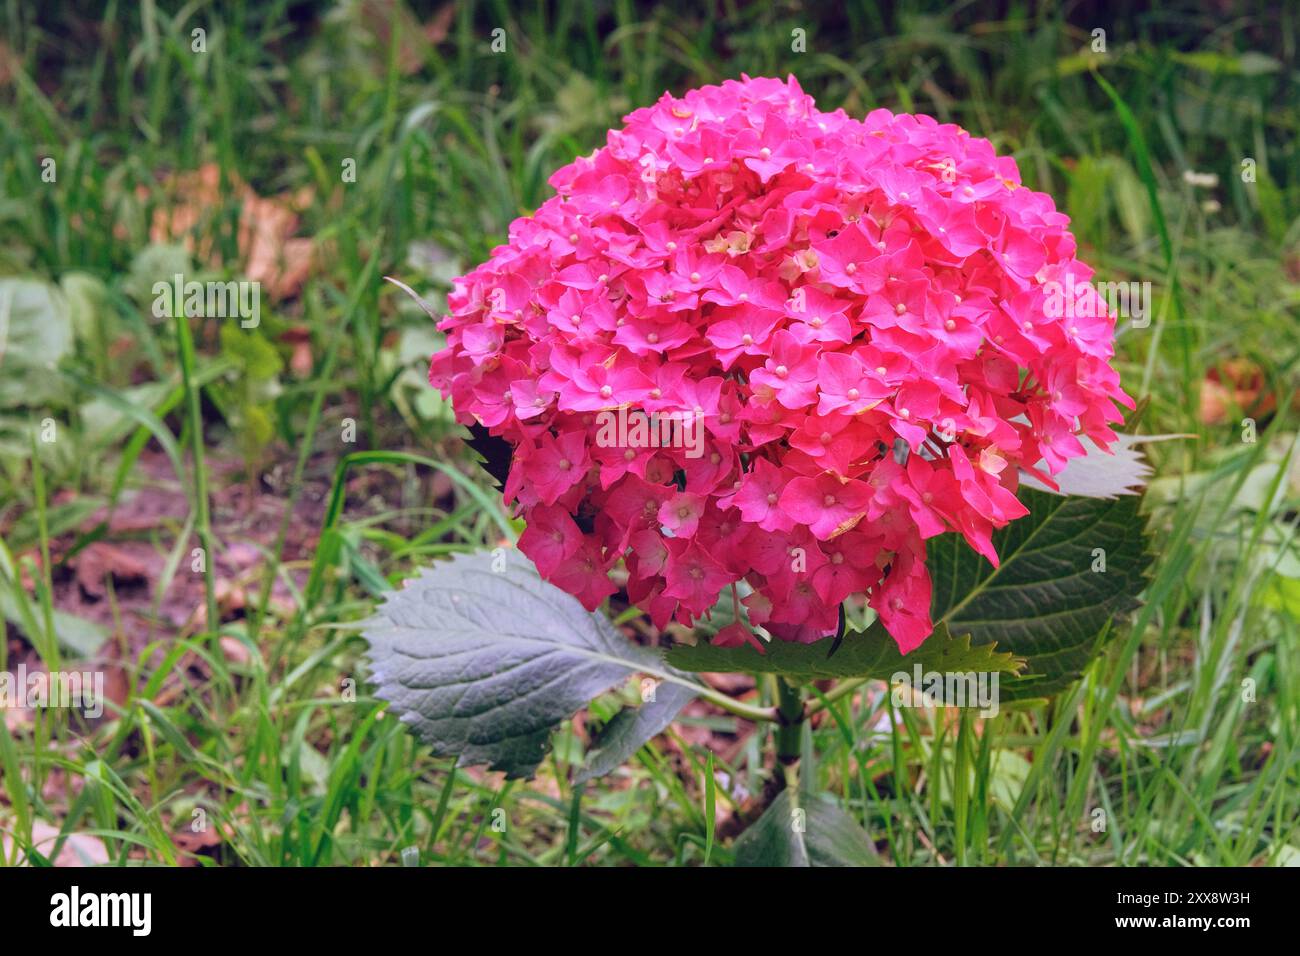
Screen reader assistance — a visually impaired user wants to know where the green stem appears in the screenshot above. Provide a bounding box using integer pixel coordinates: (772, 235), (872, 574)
(804, 676), (869, 717)
(775, 677), (805, 769)
(695, 683), (777, 724)
(28, 433), (59, 672)
(175, 310), (219, 635)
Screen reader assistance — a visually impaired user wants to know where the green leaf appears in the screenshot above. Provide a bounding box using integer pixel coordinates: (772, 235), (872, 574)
(219, 323), (282, 382)
(1172, 50), (1281, 76)
(123, 243), (191, 305)
(0, 279), (74, 408)
(733, 789), (881, 867)
(0, 592), (107, 658)
(361, 549), (700, 779)
(667, 620), (1022, 683)
(575, 679), (698, 784)
(929, 487), (1151, 701)
(60, 272), (111, 346)
(703, 751), (716, 865)
(79, 381), (173, 447)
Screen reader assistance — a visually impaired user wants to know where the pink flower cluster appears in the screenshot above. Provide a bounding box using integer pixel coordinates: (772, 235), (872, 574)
(429, 75), (1131, 653)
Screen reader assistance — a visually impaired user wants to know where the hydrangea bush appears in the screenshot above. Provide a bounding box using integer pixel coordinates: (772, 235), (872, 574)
(364, 77), (1151, 865)
(428, 75), (1132, 653)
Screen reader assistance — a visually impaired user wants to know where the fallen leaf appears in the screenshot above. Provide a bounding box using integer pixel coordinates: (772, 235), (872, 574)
(1199, 376), (1232, 426)
(355, 0), (454, 74)
(242, 207), (314, 301)
(219, 635), (251, 666)
(222, 541), (263, 571)
(216, 578), (246, 616)
(3, 821), (110, 866)
(75, 541), (150, 598)
(0, 40), (16, 87)
(172, 827), (222, 862)
(145, 164), (315, 301)
(281, 325), (314, 378)
(427, 4), (456, 44)
(1200, 358), (1275, 425)
(92, 640), (133, 712)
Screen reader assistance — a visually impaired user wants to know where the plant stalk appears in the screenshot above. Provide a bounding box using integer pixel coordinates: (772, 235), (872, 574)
(804, 676), (869, 716)
(175, 310), (219, 635)
(774, 677), (805, 769)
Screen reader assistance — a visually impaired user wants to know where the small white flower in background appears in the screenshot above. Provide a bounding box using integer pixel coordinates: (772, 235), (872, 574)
(1182, 170), (1219, 188)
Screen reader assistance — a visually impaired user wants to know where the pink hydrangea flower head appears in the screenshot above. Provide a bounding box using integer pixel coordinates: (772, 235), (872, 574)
(430, 75), (1132, 652)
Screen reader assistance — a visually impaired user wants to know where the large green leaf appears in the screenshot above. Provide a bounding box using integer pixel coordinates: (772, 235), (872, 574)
(669, 488), (1149, 701)
(0, 278), (74, 408)
(667, 620), (1022, 683)
(929, 487), (1152, 701)
(361, 549), (700, 779)
(733, 790), (881, 867)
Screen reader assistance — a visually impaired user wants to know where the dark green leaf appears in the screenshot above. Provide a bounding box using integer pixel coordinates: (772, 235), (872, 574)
(929, 487), (1152, 701)
(733, 789), (881, 867)
(575, 679), (698, 784)
(666, 620), (1022, 683)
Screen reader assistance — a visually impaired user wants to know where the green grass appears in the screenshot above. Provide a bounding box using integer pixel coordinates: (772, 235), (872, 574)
(0, 0), (1297, 866)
